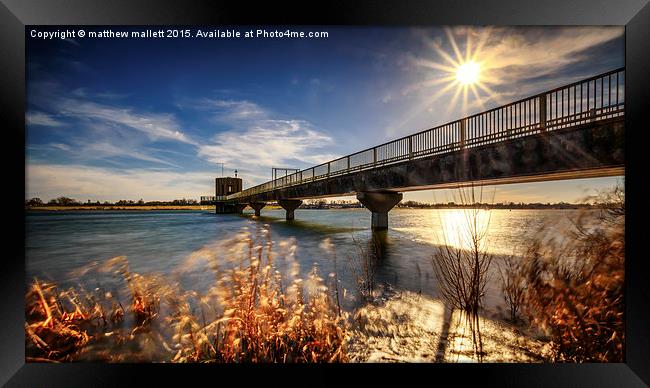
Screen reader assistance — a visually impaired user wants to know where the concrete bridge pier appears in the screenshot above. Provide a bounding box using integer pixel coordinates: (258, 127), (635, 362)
(357, 191), (403, 230)
(249, 202), (266, 217)
(278, 199), (302, 221)
(234, 203), (247, 214)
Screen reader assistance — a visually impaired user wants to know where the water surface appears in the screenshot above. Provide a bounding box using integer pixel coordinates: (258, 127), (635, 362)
(26, 208), (581, 311)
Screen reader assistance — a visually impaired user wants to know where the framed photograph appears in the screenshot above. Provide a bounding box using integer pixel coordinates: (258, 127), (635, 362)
(2, 0), (649, 386)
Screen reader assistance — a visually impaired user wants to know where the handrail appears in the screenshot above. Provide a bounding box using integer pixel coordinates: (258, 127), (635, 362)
(228, 67), (625, 201)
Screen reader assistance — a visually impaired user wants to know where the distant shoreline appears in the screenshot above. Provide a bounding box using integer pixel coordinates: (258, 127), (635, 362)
(25, 204), (600, 212)
(26, 205), (216, 211)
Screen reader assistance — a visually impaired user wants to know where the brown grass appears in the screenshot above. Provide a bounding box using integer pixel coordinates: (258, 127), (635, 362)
(518, 184), (625, 362)
(25, 226), (348, 363)
(25, 279), (124, 362)
(167, 227), (348, 362)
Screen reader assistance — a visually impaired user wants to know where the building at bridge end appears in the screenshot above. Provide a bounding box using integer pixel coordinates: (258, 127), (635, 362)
(216, 177), (242, 197)
(214, 176), (243, 214)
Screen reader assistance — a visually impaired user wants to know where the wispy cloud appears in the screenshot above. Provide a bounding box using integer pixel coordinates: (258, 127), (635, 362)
(81, 140), (182, 168)
(57, 98), (196, 145)
(408, 26), (623, 99)
(26, 111), (64, 127)
(187, 99), (336, 186)
(72, 88), (129, 100)
(198, 119), (336, 186)
(27, 81), (199, 170)
(200, 99), (267, 122)
(478, 27), (623, 79)
(385, 26), (624, 136)
(199, 119), (333, 165)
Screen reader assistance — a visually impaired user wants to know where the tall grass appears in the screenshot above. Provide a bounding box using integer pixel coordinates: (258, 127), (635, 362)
(518, 184), (625, 362)
(346, 233), (384, 303)
(25, 225), (349, 363)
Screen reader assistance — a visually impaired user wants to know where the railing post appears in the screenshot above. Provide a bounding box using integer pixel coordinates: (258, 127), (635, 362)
(408, 136), (413, 160)
(373, 147), (377, 165)
(347, 156), (350, 170)
(460, 118), (466, 149)
(539, 95), (547, 131)
(327, 162), (330, 178)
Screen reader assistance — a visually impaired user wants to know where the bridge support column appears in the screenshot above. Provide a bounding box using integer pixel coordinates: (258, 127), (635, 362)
(357, 191), (403, 230)
(249, 202), (266, 217)
(215, 201), (229, 214)
(234, 203), (247, 214)
(278, 199), (302, 221)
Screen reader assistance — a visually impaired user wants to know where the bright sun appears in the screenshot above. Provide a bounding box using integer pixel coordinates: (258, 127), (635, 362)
(406, 27), (500, 116)
(456, 61), (480, 85)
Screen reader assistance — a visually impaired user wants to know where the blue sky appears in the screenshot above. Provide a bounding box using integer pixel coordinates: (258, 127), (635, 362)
(26, 26), (624, 203)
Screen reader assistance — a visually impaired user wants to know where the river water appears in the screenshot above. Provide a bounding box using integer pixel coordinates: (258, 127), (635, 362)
(26, 208), (582, 313)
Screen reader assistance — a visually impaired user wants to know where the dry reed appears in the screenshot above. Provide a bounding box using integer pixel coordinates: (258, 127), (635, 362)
(25, 225), (349, 363)
(519, 184), (625, 362)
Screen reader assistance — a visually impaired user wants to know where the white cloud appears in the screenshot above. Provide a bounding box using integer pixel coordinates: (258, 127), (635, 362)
(49, 143), (71, 152)
(197, 119), (335, 186)
(178, 98), (338, 186)
(26, 111), (64, 127)
(79, 140), (182, 168)
(408, 26), (623, 96)
(187, 98), (267, 122)
(479, 27), (622, 78)
(386, 26), (624, 137)
(26, 163), (215, 201)
(28, 82), (197, 168)
(57, 98), (197, 145)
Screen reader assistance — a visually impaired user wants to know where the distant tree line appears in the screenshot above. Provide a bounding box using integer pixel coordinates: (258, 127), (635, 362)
(300, 199), (362, 209)
(25, 197), (620, 210)
(396, 200), (616, 209)
(25, 197), (200, 207)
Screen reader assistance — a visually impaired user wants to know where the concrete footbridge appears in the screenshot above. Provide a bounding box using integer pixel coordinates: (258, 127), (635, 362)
(213, 68), (625, 229)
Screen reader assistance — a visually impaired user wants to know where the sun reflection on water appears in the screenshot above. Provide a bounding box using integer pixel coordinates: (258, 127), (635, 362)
(434, 208), (492, 251)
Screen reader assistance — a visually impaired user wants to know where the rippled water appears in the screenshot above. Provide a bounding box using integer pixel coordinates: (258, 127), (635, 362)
(25, 208), (583, 311)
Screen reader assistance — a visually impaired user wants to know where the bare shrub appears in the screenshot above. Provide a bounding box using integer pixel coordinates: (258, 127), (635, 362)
(431, 185), (494, 360)
(521, 183), (624, 362)
(497, 255), (526, 322)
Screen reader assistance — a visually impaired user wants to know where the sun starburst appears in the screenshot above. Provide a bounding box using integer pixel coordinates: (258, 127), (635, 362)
(408, 27), (502, 118)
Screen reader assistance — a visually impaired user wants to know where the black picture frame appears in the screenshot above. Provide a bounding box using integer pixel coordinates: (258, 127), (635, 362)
(2, 0), (649, 386)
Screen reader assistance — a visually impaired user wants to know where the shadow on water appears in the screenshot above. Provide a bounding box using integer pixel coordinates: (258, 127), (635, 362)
(234, 212), (363, 236)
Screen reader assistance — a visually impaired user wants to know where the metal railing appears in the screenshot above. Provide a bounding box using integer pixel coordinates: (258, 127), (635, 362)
(200, 195), (229, 203)
(228, 68), (624, 201)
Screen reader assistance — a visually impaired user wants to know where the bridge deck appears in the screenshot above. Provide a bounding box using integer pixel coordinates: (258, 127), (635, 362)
(225, 68), (625, 204)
